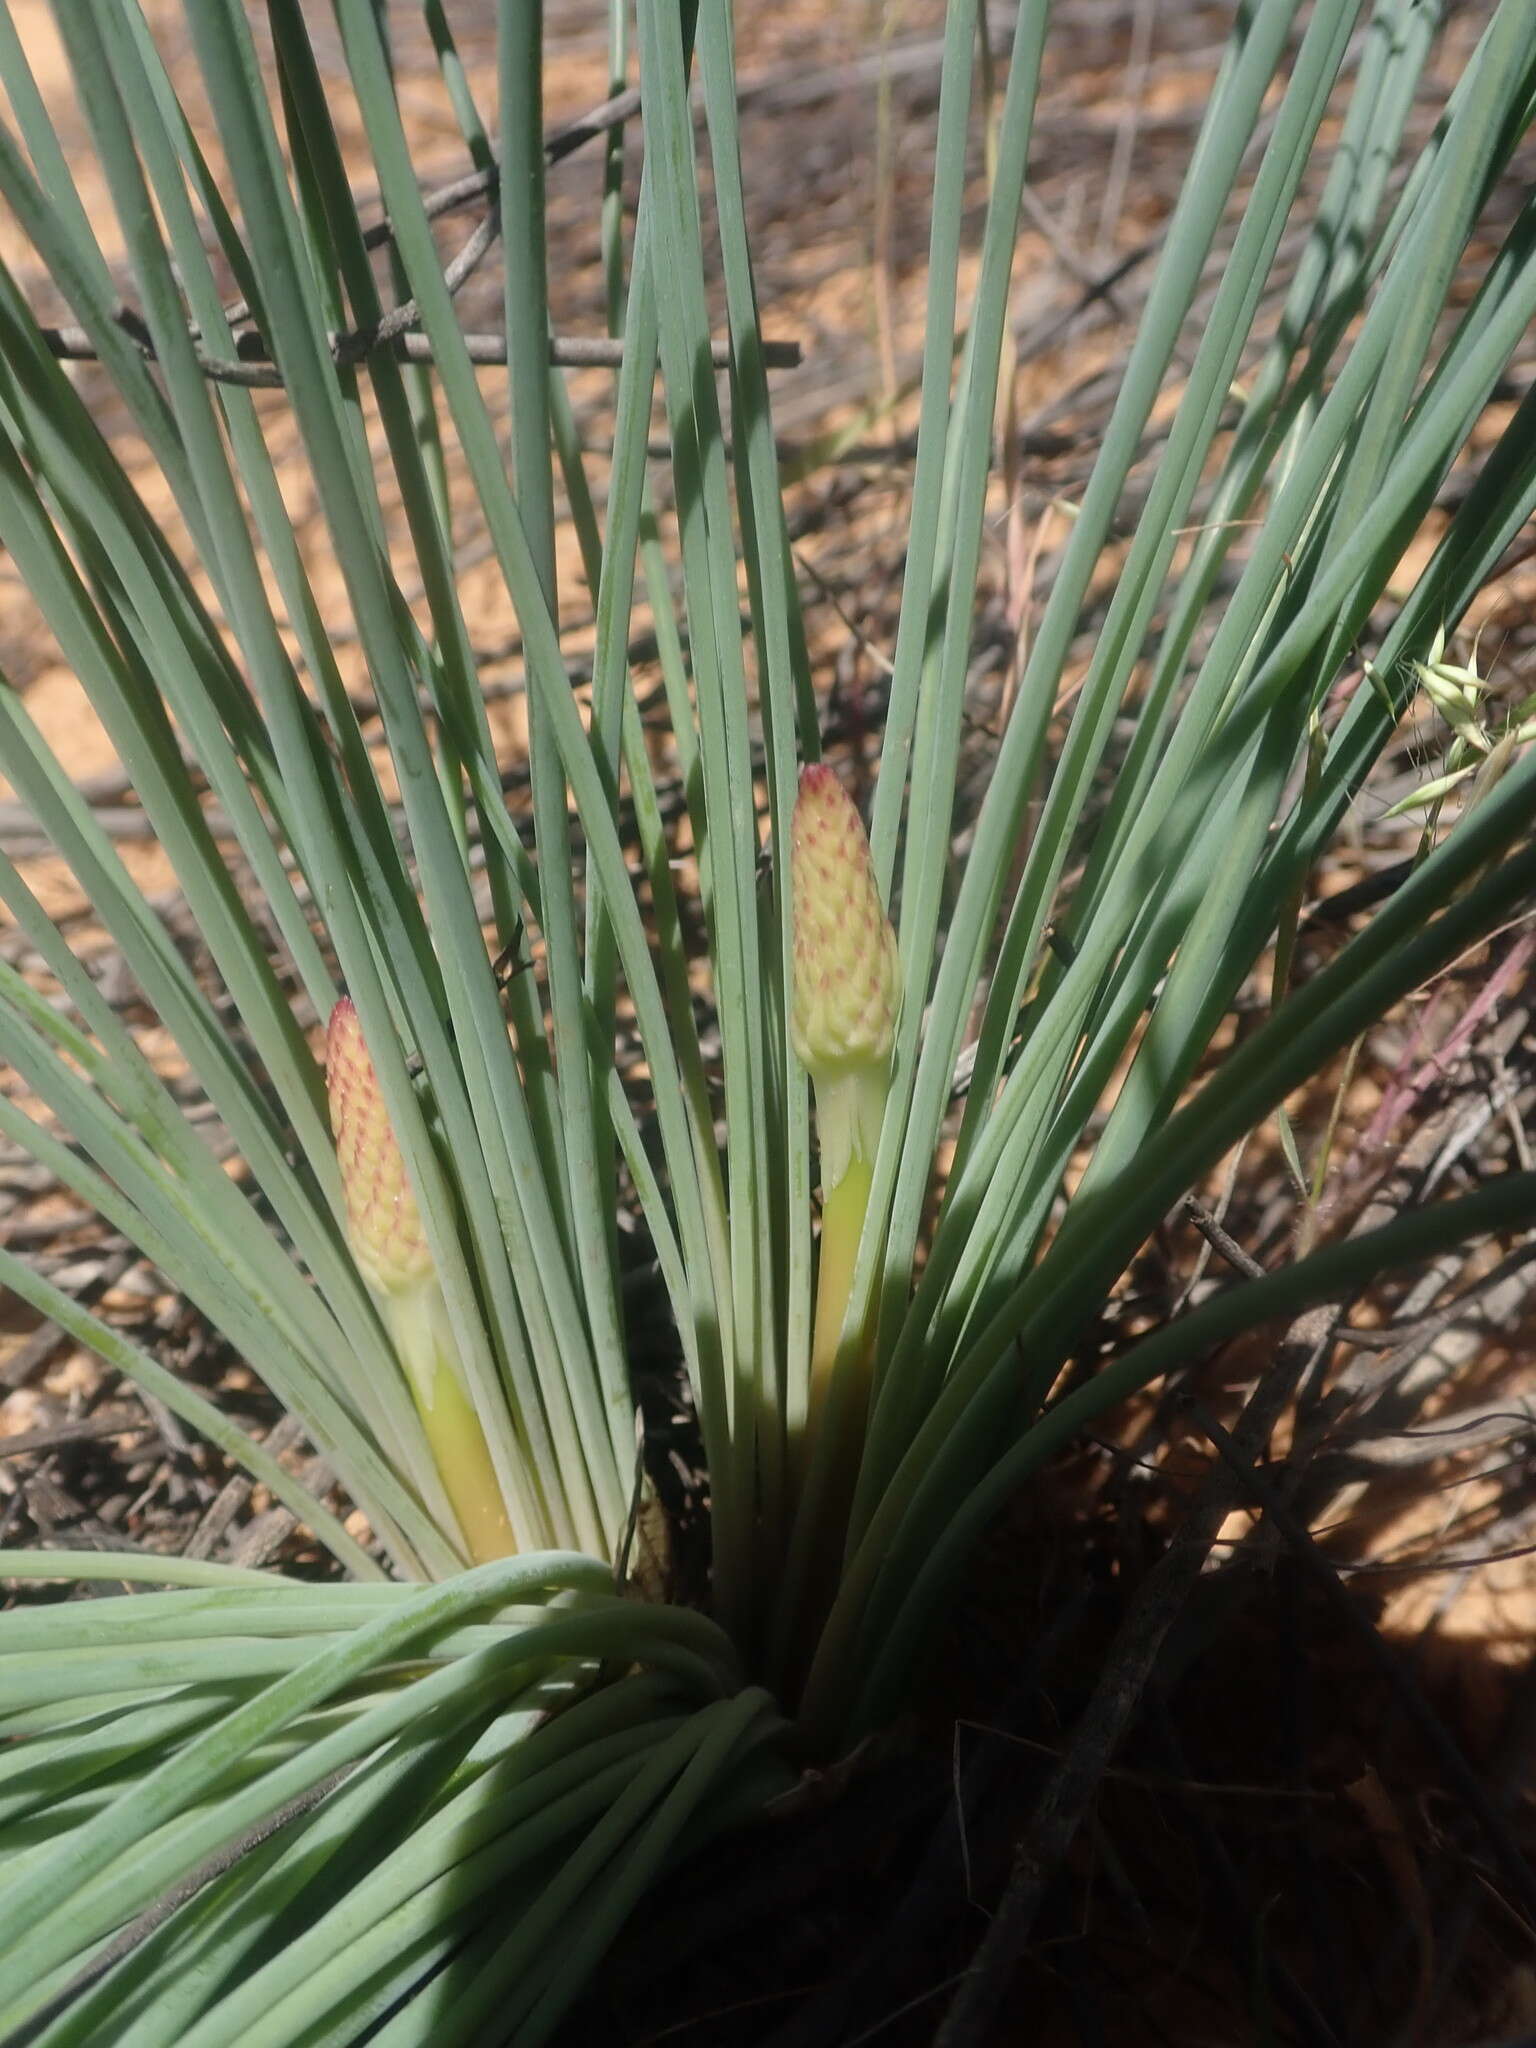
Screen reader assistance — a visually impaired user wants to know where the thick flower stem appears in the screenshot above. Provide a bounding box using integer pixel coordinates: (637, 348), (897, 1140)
(809, 1148), (874, 1431)
(385, 1285), (516, 1565)
(419, 1380), (516, 1565)
(797, 1147), (880, 1647)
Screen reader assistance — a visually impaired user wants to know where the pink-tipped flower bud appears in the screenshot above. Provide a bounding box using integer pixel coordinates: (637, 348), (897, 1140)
(790, 764), (900, 1082)
(325, 998), (434, 1298)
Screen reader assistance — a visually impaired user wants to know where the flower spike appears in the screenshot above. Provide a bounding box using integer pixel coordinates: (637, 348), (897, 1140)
(325, 998), (515, 1563)
(789, 765), (900, 1432)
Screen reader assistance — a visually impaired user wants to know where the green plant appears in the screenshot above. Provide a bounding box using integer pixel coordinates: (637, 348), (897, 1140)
(1, 1), (1534, 2041)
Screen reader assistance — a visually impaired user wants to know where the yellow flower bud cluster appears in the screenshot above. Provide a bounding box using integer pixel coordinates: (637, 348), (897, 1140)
(790, 763), (901, 1087)
(326, 997), (435, 1298)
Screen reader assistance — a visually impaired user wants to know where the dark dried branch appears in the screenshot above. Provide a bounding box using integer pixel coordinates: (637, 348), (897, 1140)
(40, 317), (801, 386)
(1195, 1401), (1536, 1928)
(183, 1412), (311, 1563)
(1, 1246), (140, 1390)
(1327, 1399), (1536, 1472)
(0, 1412), (164, 1460)
(1182, 1194), (1266, 1281)
(214, 84), (643, 331)
(1334, 1235), (1536, 1352)
(934, 1312), (1336, 2048)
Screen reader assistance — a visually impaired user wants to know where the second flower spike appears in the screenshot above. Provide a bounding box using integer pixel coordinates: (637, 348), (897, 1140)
(789, 765), (900, 1427)
(790, 763), (901, 1190)
(325, 998), (515, 1564)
